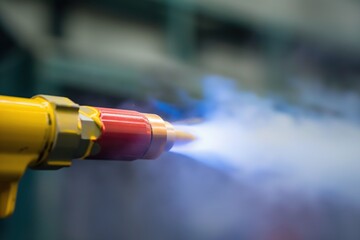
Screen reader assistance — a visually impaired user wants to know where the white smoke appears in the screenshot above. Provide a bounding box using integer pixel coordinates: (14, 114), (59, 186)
(172, 76), (360, 203)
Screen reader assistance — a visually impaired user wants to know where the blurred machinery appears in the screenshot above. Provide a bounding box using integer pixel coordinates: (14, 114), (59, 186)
(0, 94), (194, 218)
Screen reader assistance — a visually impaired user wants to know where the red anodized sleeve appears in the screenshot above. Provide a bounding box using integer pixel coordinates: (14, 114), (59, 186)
(89, 107), (152, 160)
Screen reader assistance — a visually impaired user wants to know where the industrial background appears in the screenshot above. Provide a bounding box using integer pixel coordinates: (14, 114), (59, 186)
(1, 0), (360, 239)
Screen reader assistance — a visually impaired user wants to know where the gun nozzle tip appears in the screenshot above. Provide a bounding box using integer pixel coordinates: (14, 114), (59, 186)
(164, 122), (195, 151)
(174, 130), (196, 145)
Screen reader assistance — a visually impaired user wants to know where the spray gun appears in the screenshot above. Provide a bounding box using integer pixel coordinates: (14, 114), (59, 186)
(0, 94), (195, 218)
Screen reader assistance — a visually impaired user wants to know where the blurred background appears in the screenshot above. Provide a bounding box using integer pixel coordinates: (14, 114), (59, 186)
(1, 0), (360, 239)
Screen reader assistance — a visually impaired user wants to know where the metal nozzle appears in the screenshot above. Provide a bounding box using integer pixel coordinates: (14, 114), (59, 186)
(143, 114), (195, 158)
(164, 122), (195, 150)
(174, 129), (196, 145)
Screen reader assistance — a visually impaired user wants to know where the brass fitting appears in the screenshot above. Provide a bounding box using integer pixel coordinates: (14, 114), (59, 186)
(33, 95), (82, 169)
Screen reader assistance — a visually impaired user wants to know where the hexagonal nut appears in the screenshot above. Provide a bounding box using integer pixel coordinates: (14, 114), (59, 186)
(75, 107), (103, 158)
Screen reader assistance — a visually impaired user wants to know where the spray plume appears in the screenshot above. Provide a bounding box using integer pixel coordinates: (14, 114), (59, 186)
(172, 76), (360, 203)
